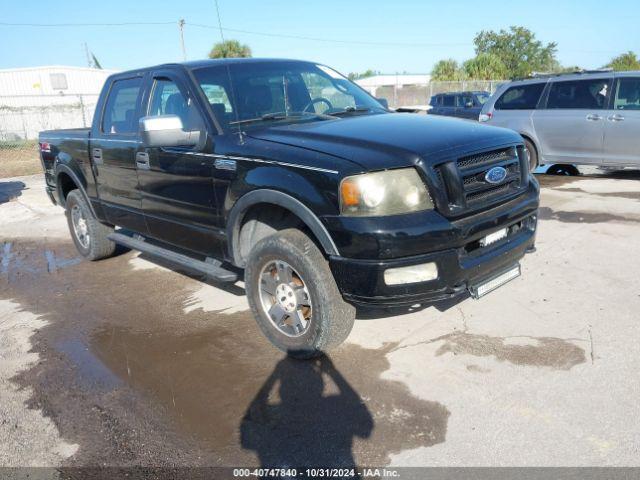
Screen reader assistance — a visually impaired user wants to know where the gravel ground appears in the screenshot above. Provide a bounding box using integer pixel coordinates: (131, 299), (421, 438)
(1, 169), (639, 471)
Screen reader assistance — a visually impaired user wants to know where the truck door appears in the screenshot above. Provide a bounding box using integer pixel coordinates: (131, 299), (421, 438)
(92, 75), (148, 233)
(602, 75), (640, 167)
(137, 71), (223, 256)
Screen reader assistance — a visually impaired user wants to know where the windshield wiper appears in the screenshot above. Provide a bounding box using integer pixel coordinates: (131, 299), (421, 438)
(229, 111), (335, 126)
(329, 106), (371, 116)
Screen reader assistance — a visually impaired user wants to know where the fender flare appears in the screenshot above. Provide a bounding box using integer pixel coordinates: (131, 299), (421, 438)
(54, 164), (97, 218)
(226, 189), (340, 266)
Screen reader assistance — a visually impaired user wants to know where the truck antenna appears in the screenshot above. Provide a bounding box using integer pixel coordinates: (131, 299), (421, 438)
(178, 19), (187, 61)
(214, 0), (244, 143)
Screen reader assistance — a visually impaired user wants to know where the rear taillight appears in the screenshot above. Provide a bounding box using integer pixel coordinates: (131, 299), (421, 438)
(39, 142), (51, 153)
(478, 112), (493, 122)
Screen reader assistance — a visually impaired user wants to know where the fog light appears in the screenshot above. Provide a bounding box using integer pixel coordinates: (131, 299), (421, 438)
(384, 262), (438, 285)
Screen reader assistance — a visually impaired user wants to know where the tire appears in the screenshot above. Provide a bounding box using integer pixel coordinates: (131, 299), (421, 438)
(523, 138), (538, 171)
(547, 164), (580, 176)
(65, 189), (116, 261)
(245, 229), (355, 359)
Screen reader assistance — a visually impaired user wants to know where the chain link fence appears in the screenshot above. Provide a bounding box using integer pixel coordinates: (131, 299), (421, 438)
(0, 83), (507, 177)
(0, 94), (98, 177)
(365, 80), (506, 108)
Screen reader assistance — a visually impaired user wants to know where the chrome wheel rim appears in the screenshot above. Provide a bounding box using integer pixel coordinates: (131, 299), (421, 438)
(258, 260), (312, 337)
(71, 204), (90, 249)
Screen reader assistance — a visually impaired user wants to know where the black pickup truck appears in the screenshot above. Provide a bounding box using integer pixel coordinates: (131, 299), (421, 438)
(39, 58), (538, 358)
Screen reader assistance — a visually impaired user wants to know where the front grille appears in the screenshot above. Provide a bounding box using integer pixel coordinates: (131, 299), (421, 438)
(465, 180), (517, 205)
(434, 145), (528, 216)
(457, 147), (514, 170)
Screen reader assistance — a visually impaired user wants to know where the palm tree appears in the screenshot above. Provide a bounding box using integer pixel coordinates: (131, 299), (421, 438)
(208, 40), (252, 59)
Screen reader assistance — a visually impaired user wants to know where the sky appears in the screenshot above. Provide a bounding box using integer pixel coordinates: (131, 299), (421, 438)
(1, 0), (638, 75)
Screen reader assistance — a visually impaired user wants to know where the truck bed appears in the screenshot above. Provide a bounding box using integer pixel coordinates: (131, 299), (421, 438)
(39, 128), (92, 195)
(40, 127), (90, 140)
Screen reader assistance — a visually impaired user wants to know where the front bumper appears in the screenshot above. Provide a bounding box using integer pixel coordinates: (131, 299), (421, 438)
(327, 182), (538, 307)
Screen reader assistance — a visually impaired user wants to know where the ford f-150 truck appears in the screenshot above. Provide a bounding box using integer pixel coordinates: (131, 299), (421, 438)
(39, 58), (539, 358)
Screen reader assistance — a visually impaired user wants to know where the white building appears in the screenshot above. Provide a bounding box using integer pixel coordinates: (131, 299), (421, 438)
(355, 74), (431, 96)
(0, 66), (118, 140)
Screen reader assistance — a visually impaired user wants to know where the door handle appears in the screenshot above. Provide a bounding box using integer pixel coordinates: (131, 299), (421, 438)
(135, 152), (150, 170)
(92, 148), (103, 165)
(607, 114), (625, 122)
(585, 114), (602, 121)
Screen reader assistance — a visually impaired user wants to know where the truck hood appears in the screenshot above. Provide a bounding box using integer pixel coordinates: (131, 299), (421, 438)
(246, 112), (521, 171)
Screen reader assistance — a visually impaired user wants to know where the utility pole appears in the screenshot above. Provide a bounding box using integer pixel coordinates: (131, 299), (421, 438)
(178, 19), (187, 61)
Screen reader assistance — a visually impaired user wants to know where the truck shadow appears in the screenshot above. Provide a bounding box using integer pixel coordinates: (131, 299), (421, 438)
(240, 355), (373, 469)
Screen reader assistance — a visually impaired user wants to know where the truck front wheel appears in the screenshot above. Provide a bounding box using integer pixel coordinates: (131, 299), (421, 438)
(65, 189), (116, 261)
(245, 229), (355, 359)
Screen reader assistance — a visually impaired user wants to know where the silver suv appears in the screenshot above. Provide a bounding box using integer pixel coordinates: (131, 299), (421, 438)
(480, 71), (640, 171)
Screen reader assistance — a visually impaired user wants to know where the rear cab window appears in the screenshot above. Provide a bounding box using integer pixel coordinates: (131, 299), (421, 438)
(101, 77), (143, 135)
(495, 83), (545, 110)
(545, 78), (611, 109)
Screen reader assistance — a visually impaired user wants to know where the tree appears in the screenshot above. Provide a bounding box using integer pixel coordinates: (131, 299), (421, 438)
(474, 26), (557, 78)
(431, 59), (464, 81)
(463, 53), (507, 80)
(208, 40), (252, 59)
(605, 51), (640, 71)
(347, 69), (378, 81)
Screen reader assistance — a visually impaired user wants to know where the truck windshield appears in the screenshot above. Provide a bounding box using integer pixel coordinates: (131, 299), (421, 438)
(192, 61), (386, 130)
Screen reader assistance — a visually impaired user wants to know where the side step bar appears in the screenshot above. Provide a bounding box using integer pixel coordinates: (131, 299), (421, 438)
(108, 233), (238, 283)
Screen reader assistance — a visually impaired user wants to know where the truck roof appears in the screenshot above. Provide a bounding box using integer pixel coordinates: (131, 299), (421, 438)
(112, 58), (316, 77)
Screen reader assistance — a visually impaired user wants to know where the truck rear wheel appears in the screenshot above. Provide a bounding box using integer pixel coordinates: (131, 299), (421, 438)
(245, 229), (355, 359)
(65, 189), (116, 261)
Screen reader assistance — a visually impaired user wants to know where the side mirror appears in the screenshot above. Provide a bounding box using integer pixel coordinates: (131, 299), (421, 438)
(376, 97), (389, 109)
(465, 101), (474, 108)
(139, 115), (200, 148)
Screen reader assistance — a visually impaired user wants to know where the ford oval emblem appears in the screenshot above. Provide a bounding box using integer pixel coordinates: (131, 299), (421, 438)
(485, 166), (507, 184)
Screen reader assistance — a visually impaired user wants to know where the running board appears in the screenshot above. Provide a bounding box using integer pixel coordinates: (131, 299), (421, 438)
(108, 233), (238, 283)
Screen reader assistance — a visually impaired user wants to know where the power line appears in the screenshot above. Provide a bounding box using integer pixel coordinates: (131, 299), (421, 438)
(0, 19), (470, 48)
(0, 21), (175, 27)
(188, 22), (470, 48)
(0, 20), (624, 53)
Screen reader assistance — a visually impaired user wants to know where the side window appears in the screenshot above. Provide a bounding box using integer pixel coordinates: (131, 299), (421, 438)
(457, 94), (472, 107)
(614, 78), (640, 110)
(101, 77), (142, 134)
(546, 79), (610, 109)
(495, 83), (545, 110)
(149, 78), (204, 131)
(443, 95), (455, 107)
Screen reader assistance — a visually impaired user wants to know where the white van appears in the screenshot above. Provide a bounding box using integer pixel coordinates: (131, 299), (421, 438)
(480, 71), (640, 171)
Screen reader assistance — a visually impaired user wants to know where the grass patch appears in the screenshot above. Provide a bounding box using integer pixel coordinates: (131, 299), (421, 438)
(0, 141), (42, 178)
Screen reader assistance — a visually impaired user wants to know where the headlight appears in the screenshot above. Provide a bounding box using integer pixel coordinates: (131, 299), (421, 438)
(340, 168), (433, 216)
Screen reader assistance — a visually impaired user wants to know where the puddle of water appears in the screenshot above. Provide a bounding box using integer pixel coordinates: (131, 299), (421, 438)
(90, 320), (450, 466)
(3, 238), (450, 467)
(537, 206), (639, 224)
(435, 332), (586, 370)
(56, 338), (121, 391)
(555, 187), (640, 201)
